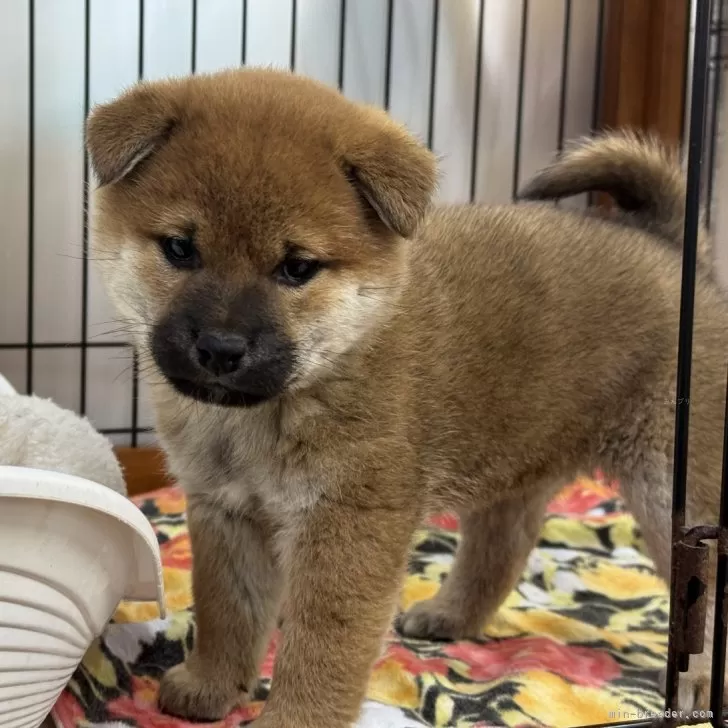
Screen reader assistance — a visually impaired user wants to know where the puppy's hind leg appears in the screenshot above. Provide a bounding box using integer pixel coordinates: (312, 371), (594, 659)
(619, 451), (722, 712)
(397, 488), (554, 641)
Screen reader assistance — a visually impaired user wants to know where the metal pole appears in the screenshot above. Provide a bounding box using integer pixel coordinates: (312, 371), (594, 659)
(664, 0), (712, 714)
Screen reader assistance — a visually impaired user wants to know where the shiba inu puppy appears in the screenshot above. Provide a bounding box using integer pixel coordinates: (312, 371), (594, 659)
(86, 68), (727, 726)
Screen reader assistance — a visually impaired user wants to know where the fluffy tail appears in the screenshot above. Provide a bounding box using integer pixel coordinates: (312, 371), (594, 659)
(518, 130), (711, 262)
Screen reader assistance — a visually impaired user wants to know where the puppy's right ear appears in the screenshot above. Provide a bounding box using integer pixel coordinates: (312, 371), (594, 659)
(86, 84), (178, 186)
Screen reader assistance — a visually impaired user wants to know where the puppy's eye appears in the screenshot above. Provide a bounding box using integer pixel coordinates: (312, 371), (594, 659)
(159, 236), (200, 270)
(276, 256), (322, 287)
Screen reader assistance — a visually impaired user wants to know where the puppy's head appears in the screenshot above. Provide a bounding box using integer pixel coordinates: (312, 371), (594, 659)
(87, 69), (437, 407)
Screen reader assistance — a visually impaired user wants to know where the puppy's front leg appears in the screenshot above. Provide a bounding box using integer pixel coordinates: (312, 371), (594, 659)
(255, 500), (417, 728)
(159, 497), (282, 721)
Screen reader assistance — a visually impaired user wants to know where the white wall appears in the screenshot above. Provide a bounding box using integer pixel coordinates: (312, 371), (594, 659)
(683, 0), (727, 288)
(709, 0), (728, 287)
(0, 0), (602, 445)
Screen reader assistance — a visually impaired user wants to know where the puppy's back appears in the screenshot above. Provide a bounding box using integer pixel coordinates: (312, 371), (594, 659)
(404, 202), (727, 506)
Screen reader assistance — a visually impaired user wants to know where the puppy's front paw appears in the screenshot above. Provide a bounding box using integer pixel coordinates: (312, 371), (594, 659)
(396, 599), (475, 641)
(158, 661), (246, 721)
(252, 712), (344, 728)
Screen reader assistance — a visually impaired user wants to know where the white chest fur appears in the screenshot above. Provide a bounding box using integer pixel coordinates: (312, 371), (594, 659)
(155, 390), (326, 516)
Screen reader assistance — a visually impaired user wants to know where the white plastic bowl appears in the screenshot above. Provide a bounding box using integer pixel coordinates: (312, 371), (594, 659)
(0, 465), (165, 728)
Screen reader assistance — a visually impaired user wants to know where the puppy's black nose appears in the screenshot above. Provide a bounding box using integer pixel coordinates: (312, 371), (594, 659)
(196, 331), (247, 376)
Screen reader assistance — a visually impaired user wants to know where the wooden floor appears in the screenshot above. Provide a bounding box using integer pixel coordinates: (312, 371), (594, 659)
(115, 447), (172, 497)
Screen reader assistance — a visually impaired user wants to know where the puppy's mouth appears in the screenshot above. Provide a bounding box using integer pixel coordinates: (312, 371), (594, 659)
(166, 376), (271, 407)
(150, 283), (296, 408)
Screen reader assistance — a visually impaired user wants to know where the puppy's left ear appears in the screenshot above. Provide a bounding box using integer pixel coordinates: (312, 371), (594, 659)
(343, 115), (438, 238)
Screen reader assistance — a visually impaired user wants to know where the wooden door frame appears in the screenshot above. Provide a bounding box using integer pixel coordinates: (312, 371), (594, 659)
(598, 0), (691, 145)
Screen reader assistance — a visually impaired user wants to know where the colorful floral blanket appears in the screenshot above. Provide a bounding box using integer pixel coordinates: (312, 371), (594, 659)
(52, 475), (668, 727)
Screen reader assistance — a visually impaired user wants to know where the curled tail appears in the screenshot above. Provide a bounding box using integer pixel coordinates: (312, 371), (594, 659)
(518, 130), (711, 264)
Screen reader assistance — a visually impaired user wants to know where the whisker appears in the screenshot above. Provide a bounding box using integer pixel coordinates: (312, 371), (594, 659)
(356, 292), (406, 309)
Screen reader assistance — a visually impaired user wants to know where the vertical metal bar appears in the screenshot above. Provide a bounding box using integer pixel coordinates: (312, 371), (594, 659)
(131, 355), (140, 448)
(338, 0), (346, 90)
(556, 0), (571, 153)
(426, 0), (440, 150)
(590, 0), (605, 134)
(710, 366), (728, 726)
(705, 0), (724, 228)
(383, 0), (394, 111)
(241, 0), (247, 65)
(511, 0), (529, 200)
(664, 0), (712, 712)
(26, 0), (35, 396)
(131, 0), (145, 447)
(587, 0), (605, 207)
(138, 0), (144, 80)
(191, 0), (198, 73)
(80, 0), (91, 414)
(469, 0), (485, 203)
(289, 0), (297, 71)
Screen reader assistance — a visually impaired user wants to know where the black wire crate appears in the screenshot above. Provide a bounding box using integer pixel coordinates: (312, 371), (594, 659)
(0, 1), (727, 726)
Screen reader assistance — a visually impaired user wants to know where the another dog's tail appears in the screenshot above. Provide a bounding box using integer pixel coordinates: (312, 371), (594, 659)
(518, 130), (711, 263)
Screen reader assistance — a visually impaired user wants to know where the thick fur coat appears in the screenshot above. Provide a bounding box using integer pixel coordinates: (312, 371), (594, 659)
(86, 69), (727, 726)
